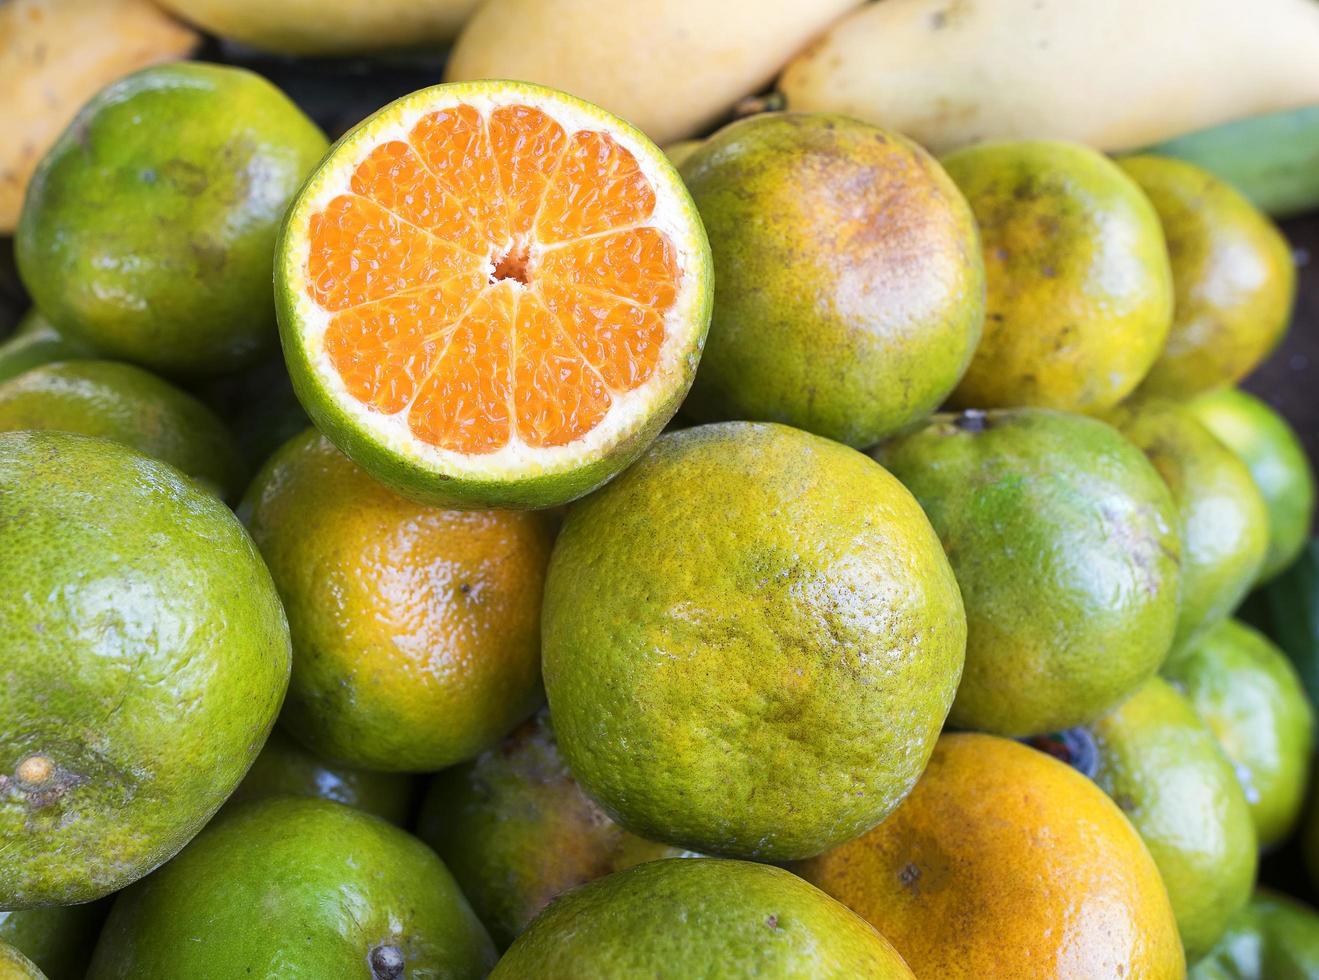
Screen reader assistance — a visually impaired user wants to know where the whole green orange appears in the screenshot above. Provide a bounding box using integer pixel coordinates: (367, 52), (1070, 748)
(0, 431), (290, 909)
(0, 903), (105, 980)
(876, 408), (1181, 736)
(0, 359), (246, 500)
(680, 113), (984, 447)
(86, 797), (495, 978)
(1109, 398), (1268, 650)
(543, 422), (965, 860)
(491, 858), (914, 979)
(241, 428), (551, 771)
(1121, 155), (1296, 399)
(0, 309), (94, 384)
(1191, 892), (1319, 980)
(941, 140), (1173, 413)
(16, 62), (327, 376)
(417, 708), (694, 949)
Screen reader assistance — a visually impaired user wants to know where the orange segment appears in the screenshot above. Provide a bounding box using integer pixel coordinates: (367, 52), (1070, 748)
(300, 96), (690, 458)
(410, 105), (510, 250)
(538, 227), (681, 309)
(541, 281), (665, 392)
(307, 195), (481, 311)
(325, 273), (486, 414)
(536, 130), (657, 244)
(512, 291), (612, 448)
(408, 286), (514, 455)
(350, 141), (486, 256)
(487, 105), (568, 240)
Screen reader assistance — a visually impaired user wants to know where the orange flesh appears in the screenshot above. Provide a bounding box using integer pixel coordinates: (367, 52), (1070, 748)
(306, 103), (681, 454)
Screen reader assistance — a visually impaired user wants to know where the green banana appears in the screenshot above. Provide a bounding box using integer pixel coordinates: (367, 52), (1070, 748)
(1143, 106), (1319, 218)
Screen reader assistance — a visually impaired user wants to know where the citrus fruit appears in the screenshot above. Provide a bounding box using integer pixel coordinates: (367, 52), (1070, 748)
(490, 858), (915, 979)
(86, 797), (496, 979)
(16, 62), (328, 376)
(240, 428), (552, 771)
(1037, 677), (1257, 960)
(275, 79), (712, 509)
(875, 408), (1181, 736)
(221, 726), (416, 826)
(1187, 388), (1315, 583)
(417, 708), (696, 949)
(679, 113), (984, 448)
(1109, 398), (1268, 650)
(0, 359), (246, 501)
(0, 942), (43, 980)
(0, 904), (105, 980)
(0, 310), (95, 384)
(1120, 155), (1296, 399)
(153, 0), (478, 55)
(543, 422), (965, 860)
(0, 431), (290, 909)
(1192, 892), (1319, 980)
(0, 0), (198, 233)
(940, 140), (1173, 413)
(1164, 618), (1315, 847)
(797, 733), (1185, 980)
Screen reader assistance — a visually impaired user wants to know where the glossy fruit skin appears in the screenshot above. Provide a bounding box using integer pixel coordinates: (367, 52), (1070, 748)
(86, 797), (496, 979)
(0, 359), (247, 500)
(490, 858), (914, 979)
(0, 942), (45, 980)
(798, 734), (1185, 980)
(941, 140), (1173, 413)
(1164, 619), (1315, 847)
(222, 726), (415, 825)
(0, 431), (290, 909)
(16, 62), (328, 376)
(1110, 398), (1268, 650)
(876, 408), (1181, 736)
(680, 113), (985, 448)
(1191, 892), (1319, 980)
(241, 429), (551, 771)
(543, 422), (965, 861)
(417, 708), (695, 949)
(0, 310), (95, 384)
(1187, 388), (1315, 583)
(1086, 677), (1257, 960)
(1121, 155), (1296, 399)
(0, 903), (105, 980)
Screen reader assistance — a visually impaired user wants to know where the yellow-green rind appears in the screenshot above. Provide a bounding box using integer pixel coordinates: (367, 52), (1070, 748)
(1164, 619), (1315, 848)
(220, 727), (415, 826)
(0, 942), (45, 980)
(0, 904), (104, 980)
(1087, 677), (1257, 961)
(0, 310), (96, 384)
(680, 113), (985, 448)
(0, 432), (290, 909)
(490, 859), (914, 979)
(0, 359), (247, 501)
(1109, 399), (1268, 651)
(416, 709), (694, 949)
(1191, 892), (1319, 980)
(876, 409), (1182, 737)
(276, 80), (713, 510)
(543, 422), (966, 861)
(16, 63), (328, 377)
(86, 797), (495, 979)
(1187, 388), (1315, 583)
(941, 139), (1173, 414)
(1121, 155), (1296, 399)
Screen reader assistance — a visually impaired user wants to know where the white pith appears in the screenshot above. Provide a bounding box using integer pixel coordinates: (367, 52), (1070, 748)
(281, 82), (707, 481)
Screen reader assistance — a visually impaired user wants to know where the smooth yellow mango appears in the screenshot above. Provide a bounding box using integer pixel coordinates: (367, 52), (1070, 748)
(447, 0), (860, 144)
(780, 0), (1319, 154)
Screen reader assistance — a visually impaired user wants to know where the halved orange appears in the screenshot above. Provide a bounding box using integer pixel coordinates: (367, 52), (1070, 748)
(276, 81), (712, 508)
